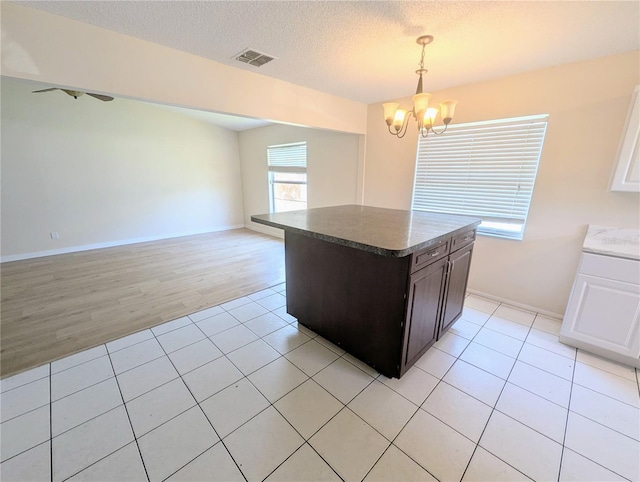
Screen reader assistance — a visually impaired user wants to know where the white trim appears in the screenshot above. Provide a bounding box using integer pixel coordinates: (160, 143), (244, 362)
(466, 288), (563, 320)
(450, 113), (549, 129)
(0, 225), (245, 263)
(245, 223), (285, 239)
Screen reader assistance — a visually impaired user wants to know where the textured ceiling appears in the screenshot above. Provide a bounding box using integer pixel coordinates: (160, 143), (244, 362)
(16, 1), (640, 105)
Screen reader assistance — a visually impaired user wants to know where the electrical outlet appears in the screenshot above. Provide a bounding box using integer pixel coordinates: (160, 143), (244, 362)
(50, 232), (59, 240)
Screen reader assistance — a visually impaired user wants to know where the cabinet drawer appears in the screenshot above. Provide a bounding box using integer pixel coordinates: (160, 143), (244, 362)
(412, 239), (449, 272)
(580, 253), (639, 285)
(451, 229), (476, 251)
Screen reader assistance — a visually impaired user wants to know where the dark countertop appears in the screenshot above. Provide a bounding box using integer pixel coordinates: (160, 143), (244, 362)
(251, 205), (481, 257)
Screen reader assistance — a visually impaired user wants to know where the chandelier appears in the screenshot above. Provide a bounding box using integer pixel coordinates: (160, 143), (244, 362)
(383, 35), (457, 139)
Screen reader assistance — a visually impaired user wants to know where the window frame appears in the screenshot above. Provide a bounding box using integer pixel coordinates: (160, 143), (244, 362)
(411, 114), (549, 240)
(267, 142), (308, 213)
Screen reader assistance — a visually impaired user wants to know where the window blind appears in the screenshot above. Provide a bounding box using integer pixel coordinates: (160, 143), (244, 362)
(267, 142), (307, 172)
(412, 114), (548, 240)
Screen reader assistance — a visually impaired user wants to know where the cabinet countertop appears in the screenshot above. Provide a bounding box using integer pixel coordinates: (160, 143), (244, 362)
(583, 225), (640, 261)
(251, 205), (481, 257)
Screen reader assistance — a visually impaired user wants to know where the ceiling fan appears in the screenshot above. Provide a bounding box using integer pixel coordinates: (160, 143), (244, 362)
(32, 88), (114, 102)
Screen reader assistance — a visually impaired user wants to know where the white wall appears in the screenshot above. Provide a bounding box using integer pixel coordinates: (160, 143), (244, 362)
(364, 52), (640, 316)
(1, 3), (367, 135)
(238, 125), (361, 236)
(1, 77), (245, 260)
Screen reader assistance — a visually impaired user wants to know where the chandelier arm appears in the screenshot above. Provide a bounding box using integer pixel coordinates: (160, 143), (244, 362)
(429, 124), (449, 135)
(398, 114), (413, 138)
(387, 122), (407, 138)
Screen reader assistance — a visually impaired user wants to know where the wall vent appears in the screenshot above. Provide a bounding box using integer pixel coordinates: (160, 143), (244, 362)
(234, 49), (276, 67)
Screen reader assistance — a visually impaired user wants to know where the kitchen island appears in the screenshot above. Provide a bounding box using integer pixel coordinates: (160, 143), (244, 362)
(252, 205), (481, 378)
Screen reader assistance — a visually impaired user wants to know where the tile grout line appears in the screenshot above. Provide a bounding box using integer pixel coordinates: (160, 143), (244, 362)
(274, 325), (442, 478)
(553, 347), (640, 482)
(370, 300), (507, 480)
(49, 359), (119, 405)
(0, 282), (283, 381)
(556, 345), (577, 482)
(105, 345), (152, 482)
(41, 313), (625, 481)
(452, 343), (640, 423)
(185, 304), (388, 481)
(123, 305), (313, 455)
(240, 354), (368, 479)
(360, 404), (435, 482)
(565, 406), (640, 443)
(148, 319), (249, 482)
(260, 443), (343, 482)
(361, 306), (499, 482)
(472, 322), (638, 480)
(6, 293), (636, 480)
(0, 400), (51, 433)
(449, 318), (612, 417)
(570, 375), (640, 410)
(49, 373), (151, 480)
(458, 302), (536, 482)
(573, 360), (640, 385)
(0, 371), (55, 394)
(49, 363), (53, 482)
(0, 296), (286, 392)
(359, 444), (400, 481)
(464, 317), (575, 362)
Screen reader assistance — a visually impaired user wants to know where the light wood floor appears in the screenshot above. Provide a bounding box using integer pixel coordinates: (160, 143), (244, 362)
(0, 229), (285, 378)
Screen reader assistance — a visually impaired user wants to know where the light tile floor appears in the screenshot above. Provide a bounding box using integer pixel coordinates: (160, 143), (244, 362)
(1, 286), (639, 482)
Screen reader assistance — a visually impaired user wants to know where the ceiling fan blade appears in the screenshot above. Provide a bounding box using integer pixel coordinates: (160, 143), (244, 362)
(32, 88), (60, 93)
(86, 93), (114, 102)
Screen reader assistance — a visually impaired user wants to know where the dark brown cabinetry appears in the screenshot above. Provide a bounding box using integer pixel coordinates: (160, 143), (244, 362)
(399, 234), (475, 375)
(440, 242), (474, 335)
(285, 228), (476, 379)
(402, 258), (448, 370)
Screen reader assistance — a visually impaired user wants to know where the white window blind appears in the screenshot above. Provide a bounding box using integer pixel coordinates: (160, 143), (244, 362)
(267, 142), (308, 213)
(412, 114), (548, 240)
(267, 142), (307, 172)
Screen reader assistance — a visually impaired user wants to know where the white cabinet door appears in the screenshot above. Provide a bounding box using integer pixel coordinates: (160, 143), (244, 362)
(610, 86), (640, 192)
(561, 273), (640, 359)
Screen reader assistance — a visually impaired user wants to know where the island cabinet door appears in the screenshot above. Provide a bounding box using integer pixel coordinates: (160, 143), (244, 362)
(402, 257), (448, 372)
(439, 243), (474, 338)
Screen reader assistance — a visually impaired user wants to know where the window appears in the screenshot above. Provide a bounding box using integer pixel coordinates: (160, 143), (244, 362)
(267, 142), (307, 213)
(412, 114), (548, 240)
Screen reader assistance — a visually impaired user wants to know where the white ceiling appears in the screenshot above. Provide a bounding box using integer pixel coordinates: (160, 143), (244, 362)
(17, 1), (640, 107)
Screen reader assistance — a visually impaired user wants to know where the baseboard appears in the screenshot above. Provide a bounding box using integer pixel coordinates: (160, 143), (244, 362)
(245, 222), (285, 239)
(466, 288), (564, 320)
(0, 224), (245, 263)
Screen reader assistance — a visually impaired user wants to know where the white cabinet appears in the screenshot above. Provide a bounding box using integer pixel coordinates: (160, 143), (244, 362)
(560, 252), (640, 367)
(610, 86), (640, 192)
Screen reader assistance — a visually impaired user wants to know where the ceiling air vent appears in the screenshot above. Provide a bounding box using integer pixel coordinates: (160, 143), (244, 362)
(234, 49), (276, 67)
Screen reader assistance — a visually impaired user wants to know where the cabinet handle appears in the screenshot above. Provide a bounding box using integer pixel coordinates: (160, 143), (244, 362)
(430, 251), (440, 257)
(463, 236), (471, 241)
